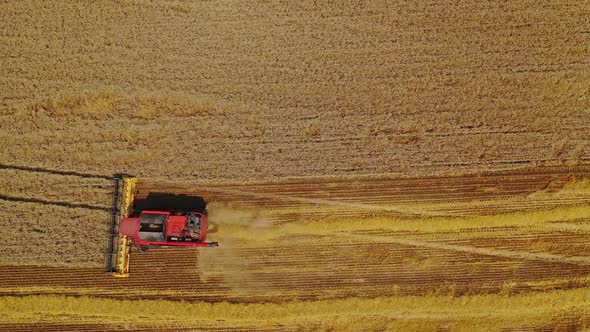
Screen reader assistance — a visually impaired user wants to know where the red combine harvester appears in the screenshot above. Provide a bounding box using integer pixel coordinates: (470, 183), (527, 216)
(108, 175), (218, 277)
(119, 210), (218, 250)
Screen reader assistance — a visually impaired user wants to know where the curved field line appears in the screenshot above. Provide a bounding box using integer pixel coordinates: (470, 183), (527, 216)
(0, 194), (110, 211)
(341, 233), (590, 266)
(0, 164), (112, 180)
(199, 186), (462, 217)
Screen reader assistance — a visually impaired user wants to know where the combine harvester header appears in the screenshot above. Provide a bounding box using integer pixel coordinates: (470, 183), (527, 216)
(107, 175), (217, 277)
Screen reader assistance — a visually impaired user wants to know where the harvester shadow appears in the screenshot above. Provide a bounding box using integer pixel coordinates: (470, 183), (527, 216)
(131, 192), (207, 216)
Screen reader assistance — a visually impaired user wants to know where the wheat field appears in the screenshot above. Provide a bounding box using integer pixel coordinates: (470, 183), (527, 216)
(1, 0), (589, 181)
(1, 0), (590, 331)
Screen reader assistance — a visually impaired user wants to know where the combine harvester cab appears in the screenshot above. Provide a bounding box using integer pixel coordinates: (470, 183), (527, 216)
(108, 175), (217, 278)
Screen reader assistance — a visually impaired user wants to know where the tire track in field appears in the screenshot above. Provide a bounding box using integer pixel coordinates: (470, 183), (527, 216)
(196, 186), (463, 217)
(0, 194), (110, 211)
(341, 233), (590, 266)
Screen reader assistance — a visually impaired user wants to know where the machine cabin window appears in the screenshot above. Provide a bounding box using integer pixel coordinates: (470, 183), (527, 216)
(140, 223), (164, 232)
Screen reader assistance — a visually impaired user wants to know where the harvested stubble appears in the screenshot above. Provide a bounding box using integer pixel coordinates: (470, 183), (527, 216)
(0, 170), (589, 330)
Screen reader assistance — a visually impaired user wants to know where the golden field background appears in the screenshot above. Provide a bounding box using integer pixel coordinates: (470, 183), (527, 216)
(1, 0), (589, 181)
(1, 0), (590, 331)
